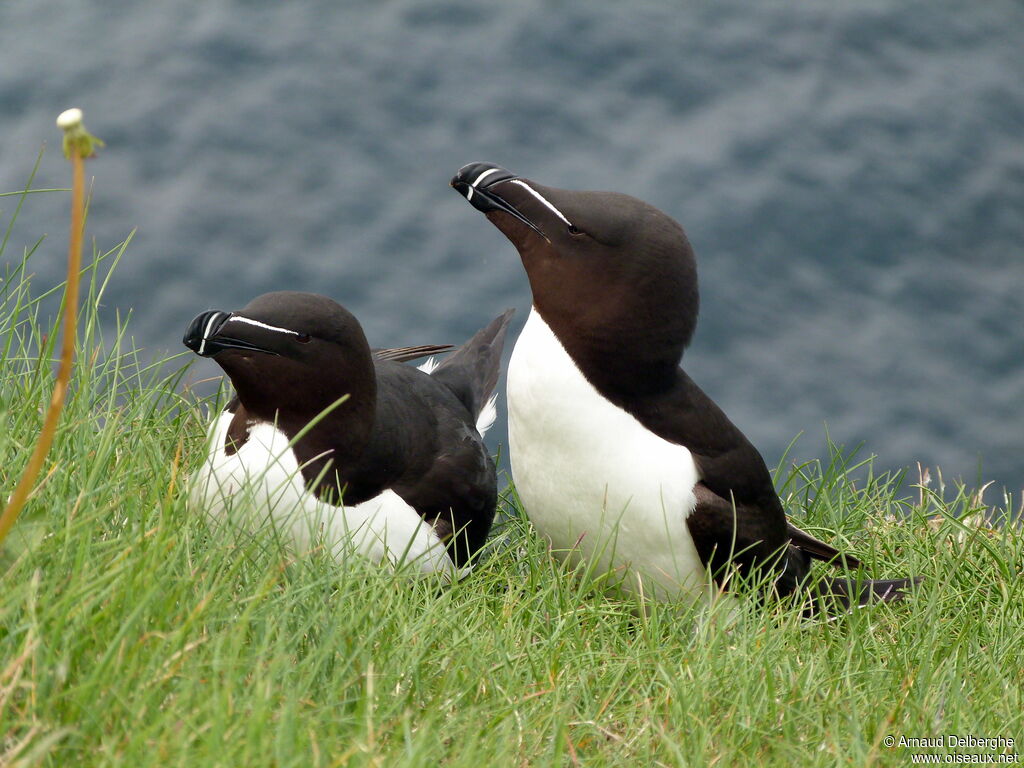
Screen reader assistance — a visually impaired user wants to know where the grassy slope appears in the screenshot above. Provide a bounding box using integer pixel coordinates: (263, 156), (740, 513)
(1, 202), (1021, 767)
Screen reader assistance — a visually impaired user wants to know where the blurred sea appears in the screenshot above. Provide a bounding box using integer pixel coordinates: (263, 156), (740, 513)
(1, 1), (1022, 495)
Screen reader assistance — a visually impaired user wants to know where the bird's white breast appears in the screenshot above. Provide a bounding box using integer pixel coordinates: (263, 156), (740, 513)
(189, 409), (459, 577)
(507, 309), (706, 600)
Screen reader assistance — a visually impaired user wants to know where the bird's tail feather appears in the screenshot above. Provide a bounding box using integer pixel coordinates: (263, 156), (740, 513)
(431, 309), (514, 426)
(808, 575), (921, 614)
(373, 344), (454, 363)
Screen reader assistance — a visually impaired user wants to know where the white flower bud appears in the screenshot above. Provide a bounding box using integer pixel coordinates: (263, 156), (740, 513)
(56, 108), (84, 130)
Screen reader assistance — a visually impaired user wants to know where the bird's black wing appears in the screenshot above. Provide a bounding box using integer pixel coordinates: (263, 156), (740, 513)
(626, 368), (856, 591)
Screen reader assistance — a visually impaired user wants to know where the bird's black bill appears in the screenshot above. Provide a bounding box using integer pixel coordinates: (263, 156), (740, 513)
(450, 162), (548, 240)
(183, 310), (278, 357)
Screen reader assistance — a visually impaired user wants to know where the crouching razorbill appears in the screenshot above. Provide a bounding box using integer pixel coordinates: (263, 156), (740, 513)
(184, 291), (513, 578)
(451, 162), (917, 610)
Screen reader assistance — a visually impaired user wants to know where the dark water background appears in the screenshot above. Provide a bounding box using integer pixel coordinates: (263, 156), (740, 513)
(2, 1), (1022, 497)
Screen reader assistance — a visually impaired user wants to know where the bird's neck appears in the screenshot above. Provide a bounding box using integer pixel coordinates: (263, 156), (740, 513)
(230, 365), (380, 501)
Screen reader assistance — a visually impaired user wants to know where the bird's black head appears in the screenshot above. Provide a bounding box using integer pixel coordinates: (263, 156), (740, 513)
(452, 163), (699, 395)
(184, 291), (376, 424)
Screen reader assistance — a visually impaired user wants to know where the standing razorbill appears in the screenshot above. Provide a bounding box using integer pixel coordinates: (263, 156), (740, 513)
(451, 162), (916, 609)
(184, 291), (513, 577)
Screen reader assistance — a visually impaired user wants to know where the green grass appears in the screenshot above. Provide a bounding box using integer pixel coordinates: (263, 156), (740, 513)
(2, 185), (1022, 767)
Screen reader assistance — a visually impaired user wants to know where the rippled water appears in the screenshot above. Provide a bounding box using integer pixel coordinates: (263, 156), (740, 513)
(2, 1), (1022, 493)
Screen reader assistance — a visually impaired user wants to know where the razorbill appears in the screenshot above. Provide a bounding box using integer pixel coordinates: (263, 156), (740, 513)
(183, 291), (513, 577)
(451, 162), (916, 609)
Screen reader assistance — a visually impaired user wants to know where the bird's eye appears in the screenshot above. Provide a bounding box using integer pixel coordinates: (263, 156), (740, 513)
(567, 223), (582, 236)
(296, 333), (312, 344)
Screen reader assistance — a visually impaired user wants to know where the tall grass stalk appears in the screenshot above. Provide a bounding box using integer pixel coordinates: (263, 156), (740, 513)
(0, 111), (102, 546)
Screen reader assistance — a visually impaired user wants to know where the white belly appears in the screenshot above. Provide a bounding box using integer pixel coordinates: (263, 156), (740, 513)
(189, 409), (460, 578)
(507, 309), (707, 600)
